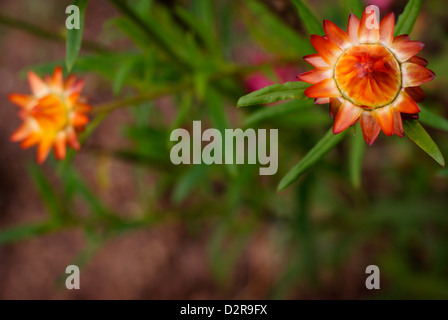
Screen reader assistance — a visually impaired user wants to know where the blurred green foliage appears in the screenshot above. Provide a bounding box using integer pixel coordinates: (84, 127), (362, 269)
(1, 0), (448, 299)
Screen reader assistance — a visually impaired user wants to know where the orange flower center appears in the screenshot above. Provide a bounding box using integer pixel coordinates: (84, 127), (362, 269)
(334, 44), (401, 109)
(30, 94), (69, 134)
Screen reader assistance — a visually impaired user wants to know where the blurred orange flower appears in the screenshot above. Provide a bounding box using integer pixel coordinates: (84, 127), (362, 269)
(9, 67), (91, 163)
(298, 8), (435, 145)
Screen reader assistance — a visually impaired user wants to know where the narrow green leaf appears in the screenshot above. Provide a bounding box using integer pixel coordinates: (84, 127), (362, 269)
(278, 128), (347, 191)
(28, 163), (63, 221)
(403, 120), (445, 167)
(237, 82), (308, 107)
(66, 0), (89, 71)
(290, 0), (322, 35)
(0, 222), (57, 245)
(394, 0), (422, 36)
(244, 100), (313, 126)
(172, 165), (207, 204)
(419, 107), (448, 132)
(348, 125), (365, 189)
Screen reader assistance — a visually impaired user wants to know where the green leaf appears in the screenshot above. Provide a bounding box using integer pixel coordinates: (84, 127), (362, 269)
(419, 107), (448, 132)
(290, 0), (322, 35)
(66, 0), (89, 71)
(172, 165), (207, 204)
(244, 1), (310, 56)
(28, 163), (63, 222)
(348, 124), (365, 189)
(278, 128), (347, 191)
(394, 0), (422, 36)
(244, 99), (313, 126)
(343, 0), (364, 17)
(237, 82), (308, 107)
(0, 222), (57, 245)
(403, 120), (445, 167)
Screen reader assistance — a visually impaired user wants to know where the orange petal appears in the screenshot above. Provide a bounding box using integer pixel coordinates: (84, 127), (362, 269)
(333, 100), (363, 134)
(303, 54), (329, 68)
(379, 12), (394, 46)
(324, 20), (352, 50)
(21, 133), (41, 149)
(66, 127), (80, 150)
(329, 98), (341, 120)
(393, 34), (409, 43)
(358, 6), (380, 43)
(8, 94), (34, 109)
(347, 14), (360, 43)
(53, 133), (67, 160)
(67, 92), (81, 108)
(51, 66), (64, 88)
(71, 113), (89, 127)
(10, 123), (31, 142)
(64, 74), (76, 90)
(68, 79), (85, 95)
(27, 71), (48, 96)
(297, 67), (332, 84)
(75, 102), (92, 113)
(372, 106), (394, 136)
(402, 63), (435, 87)
(315, 98), (330, 105)
(37, 136), (53, 164)
(391, 41), (424, 62)
(310, 35), (342, 66)
(405, 86), (426, 103)
(393, 111), (404, 138)
(360, 111), (381, 145)
(409, 56), (428, 67)
(304, 78), (340, 98)
(392, 91), (420, 114)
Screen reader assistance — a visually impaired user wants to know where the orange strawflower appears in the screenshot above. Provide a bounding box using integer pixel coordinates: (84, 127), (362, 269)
(9, 67), (91, 163)
(298, 8), (435, 145)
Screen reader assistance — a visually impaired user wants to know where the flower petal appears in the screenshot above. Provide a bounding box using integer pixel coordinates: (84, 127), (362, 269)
(347, 14), (360, 43)
(310, 35), (342, 66)
(392, 91), (420, 114)
(333, 100), (363, 134)
(37, 136), (53, 164)
(405, 86), (426, 103)
(402, 62), (435, 87)
(54, 133), (67, 160)
(304, 78), (340, 98)
(358, 6), (380, 43)
(360, 111), (381, 145)
(391, 41), (424, 62)
(66, 127), (80, 150)
(393, 34), (409, 43)
(21, 133), (41, 148)
(329, 98), (341, 120)
(27, 71), (48, 97)
(8, 94), (34, 109)
(297, 67), (332, 84)
(324, 20), (352, 50)
(372, 106), (394, 136)
(51, 66), (64, 89)
(379, 12), (394, 46)
(303, 54), (329, 68)
(409, 56), (428, 67)
(315, 98), (330, 105)
(393, 111), (404, 138)
(71, 113), (89, 127)
(10, 123), (31, 142)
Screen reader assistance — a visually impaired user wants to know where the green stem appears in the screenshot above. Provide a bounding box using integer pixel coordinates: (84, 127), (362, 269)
(0, 13), (109, 53)
(91, 82), (191, 115)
